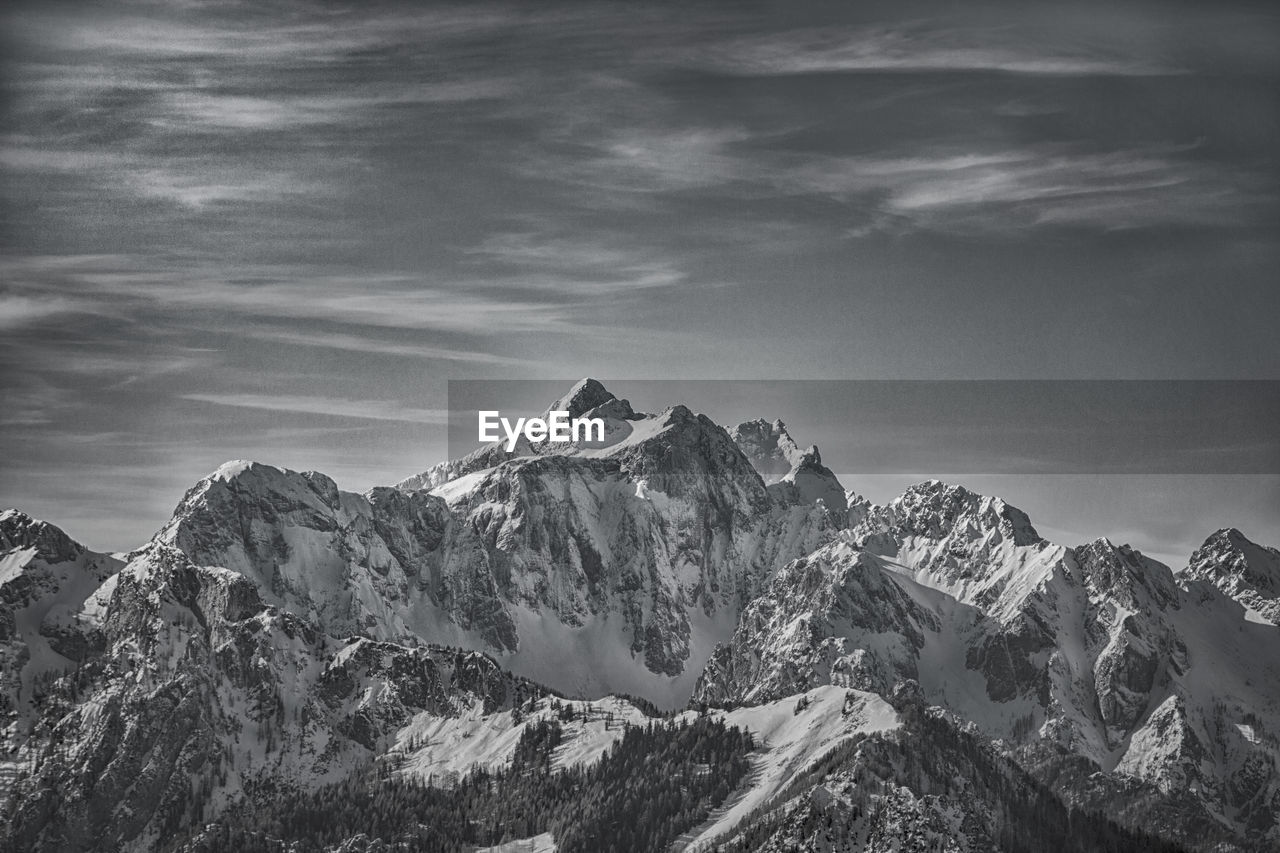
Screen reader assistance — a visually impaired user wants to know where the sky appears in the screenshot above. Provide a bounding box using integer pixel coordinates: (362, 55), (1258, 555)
(1, 0), (1277, 557)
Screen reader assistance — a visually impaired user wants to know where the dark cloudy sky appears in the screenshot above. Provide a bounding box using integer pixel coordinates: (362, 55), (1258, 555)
(2, 1), (1277, 559)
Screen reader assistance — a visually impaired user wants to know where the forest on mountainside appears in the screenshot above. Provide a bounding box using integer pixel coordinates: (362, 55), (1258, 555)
(174, 712), (754, 853)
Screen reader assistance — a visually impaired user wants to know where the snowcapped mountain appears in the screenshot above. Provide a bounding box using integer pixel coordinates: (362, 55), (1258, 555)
(2, 380), (1277, 852)
(157, 381), (841, 707)
(1, 510), (123, 776)
(1183, 527), (1280, 626)
(5, 537), (545, 851)
(695, 480), (1280, 850)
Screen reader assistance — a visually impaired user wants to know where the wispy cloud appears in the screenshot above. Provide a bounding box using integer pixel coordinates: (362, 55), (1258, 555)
(562, 128), (753, 194)
(0, 145), (135, 172)
(156, 82), (519, 131)
(465, 233), (690, 293)
(790, 147), (1264, 232)
(227, 327), (522, 365)
(0, 256), (576, 335)
(698, 26), (1182, 77)
(0, 294), (90, 329)
(1, 143), (328, 210)
(521, 114), (1261, 233)
(18, 7), (522, 64)
(182, 393), (448, 424)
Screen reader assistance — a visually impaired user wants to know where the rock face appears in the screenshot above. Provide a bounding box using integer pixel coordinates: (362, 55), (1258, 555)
(1184, 527), (1280, 625)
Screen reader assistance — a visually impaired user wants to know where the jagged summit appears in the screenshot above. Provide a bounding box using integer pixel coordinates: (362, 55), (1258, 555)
(543, 377), (639, 424)
(729, 418), (847, 513)
(0, 508), (87, 565)
(546, 377), (618, 418)
(779, 445), (848, 513)
(1185, 526), (1280, 624)
(1200, 526), (1278, 559)
(0, 507), (32, 524)
(729, 418), (803, 484)
(1073, 536), (1178, 608)
(878, 479), (1042, 547)
(187, 459), (342, 510)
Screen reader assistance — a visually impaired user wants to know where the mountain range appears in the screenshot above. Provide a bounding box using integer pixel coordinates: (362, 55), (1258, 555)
(2, 379), (1276, 852)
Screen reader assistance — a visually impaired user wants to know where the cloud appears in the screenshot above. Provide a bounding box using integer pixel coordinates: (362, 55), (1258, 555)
(520, 116), (1263, 233)
(0, 294), (90, 329)
(465, 233), (690, 293)
(227, 327), (522, 365)
(182, 393), (448, 424)
(0, 256), (576, 336)
(125, 167), (325, 209)
(698, 26), (1181, 77)
(792, 147), (1265, 232)
(1, 142), (327, 210)
(17, 7), (522, 65)
(570, 128), (753, 194)
(0, 145), (135, 172)
(155, 82), (520, 131)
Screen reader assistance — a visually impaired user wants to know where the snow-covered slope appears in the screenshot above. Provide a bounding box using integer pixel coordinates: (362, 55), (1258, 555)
(707, 684), (1178, 853)
(385, 682), (897, 849)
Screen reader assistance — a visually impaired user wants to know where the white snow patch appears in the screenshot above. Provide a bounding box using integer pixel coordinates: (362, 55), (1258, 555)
(429, 467), (498, 503)
(392, 695), (651, 785)
(210, 459), (256, 481)
(476, 832), (557, 852)
(0, 547), (37, 585)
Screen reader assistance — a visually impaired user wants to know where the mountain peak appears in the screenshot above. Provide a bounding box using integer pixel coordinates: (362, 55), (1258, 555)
(1185, 526), (1280, 624)
(1073, 538), (1178, 607)
(905, 478), (968, 498)
(727, 418), (846, 511)
(0, 507), (86, 564)
(547, 377), (617, 419)
(883, 480), (1041, 547)
(1209, 527), (1252, 547)
(179, 461), (342, 520)
(0, 507), (35, 528)
(729, 418), (804, 485)
(210, 459), (260, 481)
